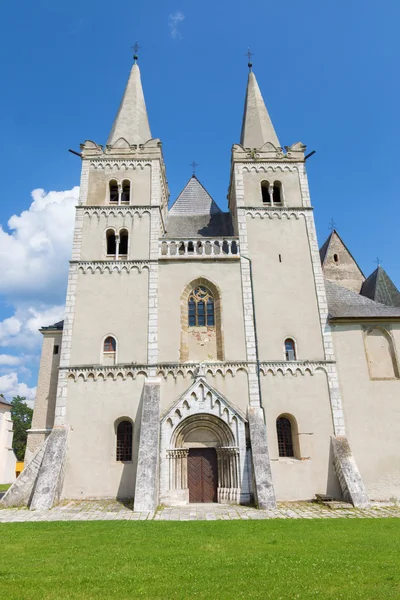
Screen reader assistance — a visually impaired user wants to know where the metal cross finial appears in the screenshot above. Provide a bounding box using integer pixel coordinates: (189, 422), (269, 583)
(375, 256), (383, 267)
(245, 47), (254, 71)
(132, 41), (141, 63)
(190, 161), (199, 175)
(329, 218), (337, 232)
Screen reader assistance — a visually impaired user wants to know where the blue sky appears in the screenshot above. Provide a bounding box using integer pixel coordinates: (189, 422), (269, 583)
(0, 0), (399, 400)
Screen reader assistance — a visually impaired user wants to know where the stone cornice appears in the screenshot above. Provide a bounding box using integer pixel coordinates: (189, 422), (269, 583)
(244, 206), (312, 220)
(72, 260), (153, 274)
(64, 360), (333, 381)
(78, 205), (155, 217)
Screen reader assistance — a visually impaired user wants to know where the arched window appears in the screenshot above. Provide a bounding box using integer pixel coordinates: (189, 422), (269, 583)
(116, 421), (133, 461)
(261, 181), (271, 204)
(109, 180), (119, 204)
(276, 416), (294, 457)
(188, 286), (215, 327)
(103, 336), (116, 365)
(121, 180), (131, 204)
(365, 327), (399, 379)
(285, 338), (296, 361)
(119, 229), (129, 256)
(333, 254), (339, 263)
(273, 181), (283, 205)
(106, 230), (116, 256)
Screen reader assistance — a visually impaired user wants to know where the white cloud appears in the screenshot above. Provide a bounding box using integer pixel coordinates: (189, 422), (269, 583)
(0, 187), (79, 303)
(0, 304), (65, 350)
(0, 372), (36, 404)
(0, 354), (20, 366)
(168, 10), (185, 39)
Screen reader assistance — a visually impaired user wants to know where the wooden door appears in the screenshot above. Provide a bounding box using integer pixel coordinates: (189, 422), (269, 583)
(188, 448), (218, 503)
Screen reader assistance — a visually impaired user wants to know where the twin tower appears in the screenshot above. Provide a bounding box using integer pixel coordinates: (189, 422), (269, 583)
(4, 58), (372, 511)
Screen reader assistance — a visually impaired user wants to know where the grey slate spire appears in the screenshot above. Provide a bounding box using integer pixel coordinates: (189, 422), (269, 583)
(240, 70), (280, 149)
(107, 63), (152, 146)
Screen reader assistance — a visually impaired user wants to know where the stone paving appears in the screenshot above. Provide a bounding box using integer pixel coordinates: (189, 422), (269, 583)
(1, 499), (400, 523)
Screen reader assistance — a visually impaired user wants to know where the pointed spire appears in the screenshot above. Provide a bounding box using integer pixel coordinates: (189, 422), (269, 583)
(107, 62), (152, 146)
(240, 70), (280, 149)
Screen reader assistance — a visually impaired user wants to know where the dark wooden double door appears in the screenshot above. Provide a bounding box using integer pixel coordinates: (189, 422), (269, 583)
(188, 448), (218, 503)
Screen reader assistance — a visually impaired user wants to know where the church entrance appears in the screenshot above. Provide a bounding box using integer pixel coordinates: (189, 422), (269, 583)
(188, 448), (218, 503)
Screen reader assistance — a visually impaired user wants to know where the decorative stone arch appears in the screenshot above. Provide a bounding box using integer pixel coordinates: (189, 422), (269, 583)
(180, 277), (224, 362)
(363, 325), (399, 380)
(159, 377), (250, 505)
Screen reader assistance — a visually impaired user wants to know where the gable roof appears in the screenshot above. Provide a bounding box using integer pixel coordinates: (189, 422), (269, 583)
(319, 229), (364, 276)
(360, 266), (400, 308)
(169, 175), (222, 216)
(166, 176), (232, 238)
(0, 395), (11, 406)
(326, 280), (400, 320)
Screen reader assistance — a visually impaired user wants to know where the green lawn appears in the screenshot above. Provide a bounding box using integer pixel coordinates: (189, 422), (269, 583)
(0, 483), (11, 492)
(1, 519), (399, 599)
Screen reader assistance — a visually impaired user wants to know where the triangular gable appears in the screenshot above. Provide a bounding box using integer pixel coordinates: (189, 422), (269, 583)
(320, 229), (365, 293)
(161, 377), (247, 426)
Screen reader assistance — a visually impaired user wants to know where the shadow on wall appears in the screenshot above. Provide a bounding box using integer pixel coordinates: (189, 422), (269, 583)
(197, 214), (233, 237)
(116, 462), (136, 502)
(326, 442), (343, 499)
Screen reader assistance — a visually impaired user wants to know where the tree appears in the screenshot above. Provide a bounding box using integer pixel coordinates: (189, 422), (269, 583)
(11, 396), (33, 461)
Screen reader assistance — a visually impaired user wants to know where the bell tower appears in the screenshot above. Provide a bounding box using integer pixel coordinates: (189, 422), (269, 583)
(228, 62), (369, 508)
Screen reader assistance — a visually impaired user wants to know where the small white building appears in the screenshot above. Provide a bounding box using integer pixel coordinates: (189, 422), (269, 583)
(0, 397), (16, 484)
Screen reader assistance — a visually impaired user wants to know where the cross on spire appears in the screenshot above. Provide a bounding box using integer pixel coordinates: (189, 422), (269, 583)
(132, 41), (141, 63)
(329, 218), (337, 232)
(375, 256), (383, 267)
(190, 161), (199, 175)
(245, 47), (254, 71)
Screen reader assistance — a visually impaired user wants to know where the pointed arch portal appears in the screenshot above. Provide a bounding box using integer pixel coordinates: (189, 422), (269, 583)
(160, 378), (250, 505)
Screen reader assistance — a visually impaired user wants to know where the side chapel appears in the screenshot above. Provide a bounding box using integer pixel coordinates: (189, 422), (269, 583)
(3, 54), (400, 511)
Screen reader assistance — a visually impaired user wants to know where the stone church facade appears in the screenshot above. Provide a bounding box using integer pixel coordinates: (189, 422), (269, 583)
(3, 56), (400, 511)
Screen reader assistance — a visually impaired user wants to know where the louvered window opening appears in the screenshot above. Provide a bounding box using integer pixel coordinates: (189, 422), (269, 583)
(116, 421), (133, 461)
(188, 286), (215, 327)
(277, 417), (294, 457)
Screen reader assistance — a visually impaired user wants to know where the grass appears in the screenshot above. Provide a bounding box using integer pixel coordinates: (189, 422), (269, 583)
(1, 519), (399, 599)
(0, 483), (11, 492)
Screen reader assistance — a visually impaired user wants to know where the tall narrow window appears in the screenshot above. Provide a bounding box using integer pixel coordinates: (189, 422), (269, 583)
(333, 254), (339, 263)
(121, 180), (131, 204)
(188, 286), (215, 327)
(261, 181), (271, 204)
(285, 338), (296, 361)
(116, 421), (133, 461)
(119, 229), (129, 256)
(103, 336), (116, 365)
(277, 416), (294, 457)
(273, 181), (282, 205)
(106, 230), (116, 256)
(109, 180), (119, 204)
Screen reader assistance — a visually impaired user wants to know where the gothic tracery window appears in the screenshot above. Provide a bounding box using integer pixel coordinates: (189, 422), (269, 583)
(188, 286), (215, 327)
(277, 416), (294, 457)
(116, 420), (133, 461)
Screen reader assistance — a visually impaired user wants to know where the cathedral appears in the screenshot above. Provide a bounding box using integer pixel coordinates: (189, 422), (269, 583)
(3, 54), (400, 511)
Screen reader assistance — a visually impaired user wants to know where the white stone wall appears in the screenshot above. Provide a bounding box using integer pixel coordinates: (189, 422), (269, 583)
(0, 403), (16, 484)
